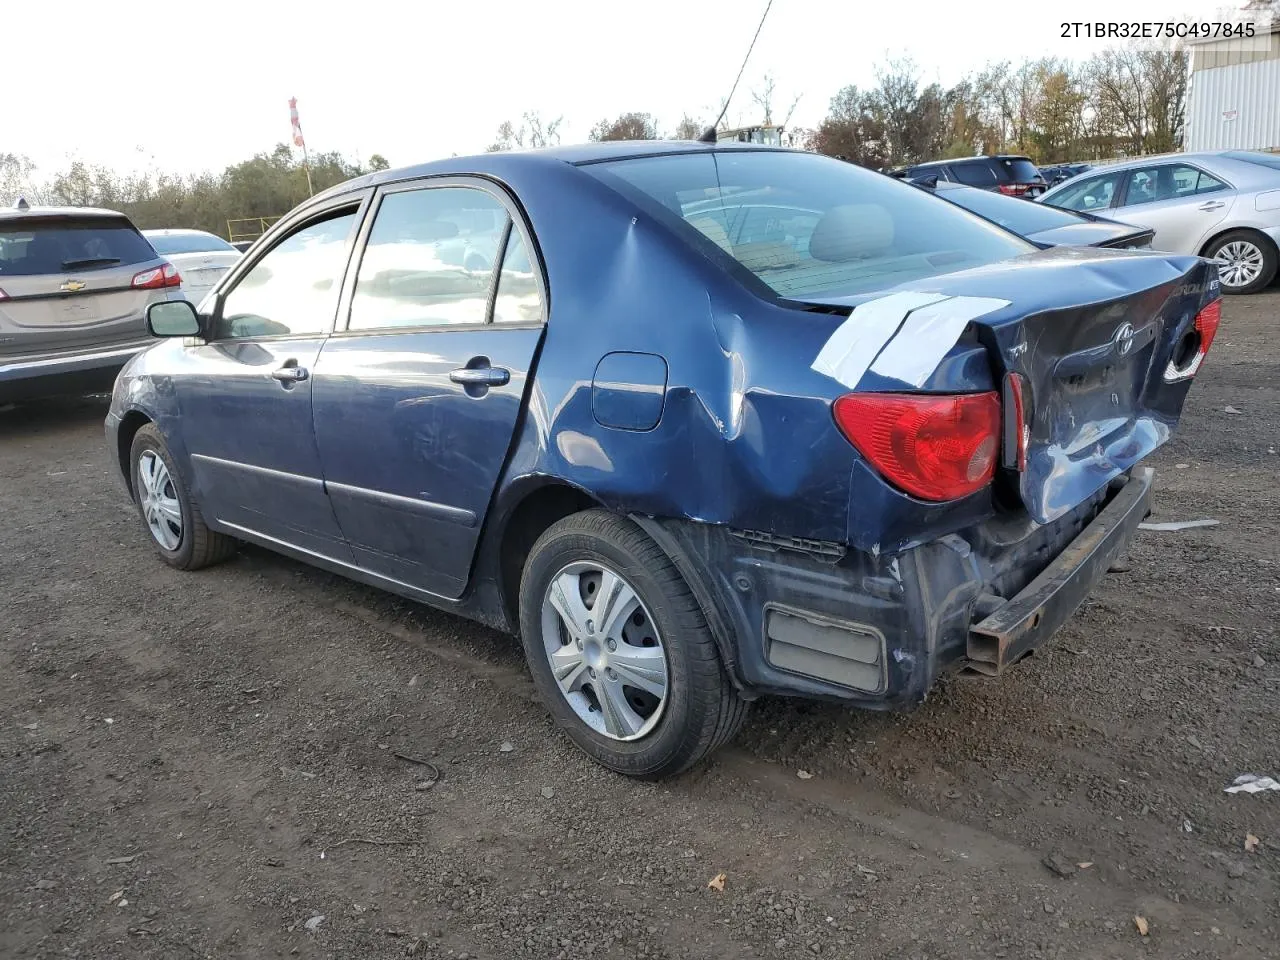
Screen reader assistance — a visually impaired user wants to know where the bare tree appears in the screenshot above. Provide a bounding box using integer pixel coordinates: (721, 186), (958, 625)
(486, 112), (563, 152)
(751, 72), (803, 128)
(589, 112), (659, 142)
(670, 115), (703, 140)
(1, 152), (43, 205)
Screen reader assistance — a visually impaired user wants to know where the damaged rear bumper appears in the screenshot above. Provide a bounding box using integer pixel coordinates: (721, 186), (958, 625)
(967, 467), (1153, 675)
(632, 467), (1154, 707)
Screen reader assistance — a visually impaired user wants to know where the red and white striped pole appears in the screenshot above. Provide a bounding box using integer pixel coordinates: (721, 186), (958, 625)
(289, 97), (314, 196)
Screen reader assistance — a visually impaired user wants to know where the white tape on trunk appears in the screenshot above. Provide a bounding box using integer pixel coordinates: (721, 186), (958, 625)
(811, 291), (949, 390)
(869, 296), (1011, 388)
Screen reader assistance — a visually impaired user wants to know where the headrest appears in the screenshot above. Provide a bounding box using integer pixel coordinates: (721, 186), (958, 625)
(808, 204), (895, 262)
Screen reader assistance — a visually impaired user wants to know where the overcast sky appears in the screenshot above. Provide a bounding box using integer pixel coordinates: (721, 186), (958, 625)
(7, 0), (1253, 177)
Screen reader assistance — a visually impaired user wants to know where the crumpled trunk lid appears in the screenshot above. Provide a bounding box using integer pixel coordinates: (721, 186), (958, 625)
(799, 248), (1221, 525)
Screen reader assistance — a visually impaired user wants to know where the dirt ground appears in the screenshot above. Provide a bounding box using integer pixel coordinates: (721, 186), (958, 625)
(2, 291), (1278, 960)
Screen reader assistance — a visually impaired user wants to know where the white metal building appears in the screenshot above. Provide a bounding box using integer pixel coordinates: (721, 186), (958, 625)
(1184, 1), (1280, 152)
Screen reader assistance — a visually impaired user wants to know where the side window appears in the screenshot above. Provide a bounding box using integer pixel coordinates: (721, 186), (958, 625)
(215, 210), (357, 339)
(1192, 168), (1229, 196)
(348, 187), (509, 331)
(1122, 167), (1164, 206)
(1049, 173), (1118, 212)
(491, 230), (545, 324)
(950, 162), (998, 188)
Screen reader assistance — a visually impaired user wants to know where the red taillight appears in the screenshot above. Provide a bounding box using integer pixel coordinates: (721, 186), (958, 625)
(1165, 297), (1222, 382)
(0, 288), (7, 301)
(833, 392), (1002, 502)
(132, 262), (182, 289)
(997, 183), (1031, 197)
(1194, 298), (1222, 355)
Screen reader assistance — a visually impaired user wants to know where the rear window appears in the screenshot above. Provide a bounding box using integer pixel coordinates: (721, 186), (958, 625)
(949, 160), (998, 187)
(1222, 151), (1280, 171)
(998, 157), (1042, 182)
(937, 184), (1088, 235)
(582, 151), (1034, 300)
(147, 232), (238, 255)
(0, 217), (157, 277)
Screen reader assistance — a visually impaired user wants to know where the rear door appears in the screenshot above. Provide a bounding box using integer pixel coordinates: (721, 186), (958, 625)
(173, 197), (369, 560)
(311, 178), (547, 600)
(1112, 162), (1234, 253)
(0, 214), (164, 361)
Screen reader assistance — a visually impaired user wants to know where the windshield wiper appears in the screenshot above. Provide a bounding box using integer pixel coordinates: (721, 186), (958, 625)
(62, 257), (121, 269)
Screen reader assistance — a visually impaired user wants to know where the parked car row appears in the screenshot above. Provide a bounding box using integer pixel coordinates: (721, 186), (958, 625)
(103, 141), (1222, 778)
(1, 214), (243, 402)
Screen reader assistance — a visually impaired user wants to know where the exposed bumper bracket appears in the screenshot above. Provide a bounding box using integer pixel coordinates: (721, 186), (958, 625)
(966, 467), (1155, 676)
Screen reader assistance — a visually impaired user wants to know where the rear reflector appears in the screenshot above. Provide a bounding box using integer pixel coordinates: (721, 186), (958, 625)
(132, 262), (182, 290)
(1164, 297), (1222, 382)
(833, 392), (1002, 502)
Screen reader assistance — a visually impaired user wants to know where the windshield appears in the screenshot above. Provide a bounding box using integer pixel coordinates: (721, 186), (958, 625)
(0, 217), (156, 276)
(937, 184), (1088, 234)
(1222, 151), (1280, 172)
(582, 151), (1034, 300)
(146, 232), (238, 255)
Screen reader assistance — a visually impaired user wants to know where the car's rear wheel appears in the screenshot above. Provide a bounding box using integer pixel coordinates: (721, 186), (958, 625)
(518, 510), (747, 779)
(129, 424), (237, 570)
(1205, 230), (1278, 295)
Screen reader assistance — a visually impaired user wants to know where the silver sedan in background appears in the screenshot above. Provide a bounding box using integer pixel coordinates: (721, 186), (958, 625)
(1038, 151), (1280, 294)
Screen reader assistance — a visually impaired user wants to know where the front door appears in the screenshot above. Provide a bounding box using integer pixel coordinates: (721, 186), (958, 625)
(174, 201), (366, 560)
(311, 180), (547, 599)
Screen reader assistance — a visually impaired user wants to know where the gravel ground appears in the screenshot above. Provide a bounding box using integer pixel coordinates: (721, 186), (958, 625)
(2, 291), (1278, 960)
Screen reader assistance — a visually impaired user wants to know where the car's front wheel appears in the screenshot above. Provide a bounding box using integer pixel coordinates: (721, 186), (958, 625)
(518, 510), (747, 779)
(1205, 230), (1278, 295)
(129, 424), (237, 570)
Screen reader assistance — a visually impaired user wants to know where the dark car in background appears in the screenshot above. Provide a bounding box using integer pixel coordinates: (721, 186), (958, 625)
(1, 202), (182, 402)
(890, 155), (1048, 197)
(107, 143), (1220, 779)
(910, 177), (1153, 249)
(1039, 162), (1093, 188)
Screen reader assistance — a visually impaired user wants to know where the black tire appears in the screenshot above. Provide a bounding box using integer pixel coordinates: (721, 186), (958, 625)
(1204, 229), (1278, 295)
(518, 510), (747, 779)
(129, 424), (237, 570)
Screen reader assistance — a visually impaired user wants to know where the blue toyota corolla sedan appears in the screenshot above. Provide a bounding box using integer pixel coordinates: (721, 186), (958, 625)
(106, 142), (1221, 778)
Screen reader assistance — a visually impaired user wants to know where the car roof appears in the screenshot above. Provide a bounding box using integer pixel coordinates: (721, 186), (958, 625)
(0, 204), (132, 223)
(311, 141), (798, 203)
(910, 155), (1034, 169)
(1068, 151), (1264, 173)
(142, 228), (219, 236)
(1042, 151), (1279, 197)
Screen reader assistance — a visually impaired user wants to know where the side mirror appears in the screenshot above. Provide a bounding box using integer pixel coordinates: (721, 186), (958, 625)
(146, 299), (201, 337)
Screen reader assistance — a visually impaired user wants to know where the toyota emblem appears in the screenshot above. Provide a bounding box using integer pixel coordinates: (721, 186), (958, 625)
(1113, 322), (1136, 357)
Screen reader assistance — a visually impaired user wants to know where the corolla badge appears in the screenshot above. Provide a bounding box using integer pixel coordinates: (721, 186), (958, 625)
(1112, 321), (1136, 357)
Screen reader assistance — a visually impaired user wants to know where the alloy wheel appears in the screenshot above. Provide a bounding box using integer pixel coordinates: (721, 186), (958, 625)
(1214, 240), (1265, 289)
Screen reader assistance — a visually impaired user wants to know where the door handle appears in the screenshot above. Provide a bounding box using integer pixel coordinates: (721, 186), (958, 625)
(450, 366), (510, 386)
(270, 365), (309, 383)
(1198, 201), (1225, 211)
